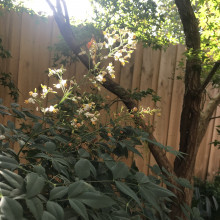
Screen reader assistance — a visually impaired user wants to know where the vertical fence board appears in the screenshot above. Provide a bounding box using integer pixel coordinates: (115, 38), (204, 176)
(149, 45), (177, 169)
(207, 107), (220, 181)
(166, 45), (185, 164)
(0, 10), (11, 108)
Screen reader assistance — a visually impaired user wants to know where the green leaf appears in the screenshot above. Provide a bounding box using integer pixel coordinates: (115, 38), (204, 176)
(78, 148), (90, 158)
(23, 110), (41, 120)
(175, 177), (192, 189)
(49, 186), (68, 200)
(0, 124), (6, 134)
(33, 165), (47, 179)
(26, 173), (45, 198)
(0, 109), (11, 116)
(46, 201), (64, 220)
(12, 108), (25, 119)
(0, 169), (24, 189)
(74, 158), (90, 179)
(45, 142), (56, 153)
(68, 180), (90, 198)
(139, 186), (162, 215)
(11, 103), (19, 108)
(89, 162), (97, 177)
(135, 172), (150, 184)
(111, 162), (129, 179)
(7, 121), (15, 130)
(41, 211), (56, 220)
(0, 182), (13, 191)
(53, 135), (68, 143)
(115, 181), (141, 207)
(69, 199), (88, 220)
(26, 197), (43, 220)
(126, 145), (143, 158)
(75, 191), (115, 209)
(0, 197), (23, 220)
(0, 155), (18, 170)
(142, 183), (175, 198)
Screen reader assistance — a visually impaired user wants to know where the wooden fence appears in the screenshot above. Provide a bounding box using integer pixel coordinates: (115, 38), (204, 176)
(0, 10), (219, 180)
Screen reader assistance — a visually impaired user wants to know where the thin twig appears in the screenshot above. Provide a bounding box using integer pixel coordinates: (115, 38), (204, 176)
(61, 0), (70, 25)
(56, 0), (63, 14)
(210, 116), (220, 120)
(200, 60), (220, 92)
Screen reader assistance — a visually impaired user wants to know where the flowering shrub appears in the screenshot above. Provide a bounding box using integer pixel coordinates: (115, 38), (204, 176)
(0, 28), (180, 220)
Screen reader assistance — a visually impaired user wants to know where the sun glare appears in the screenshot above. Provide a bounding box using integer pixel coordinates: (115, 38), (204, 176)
(20, 0), (93, 20)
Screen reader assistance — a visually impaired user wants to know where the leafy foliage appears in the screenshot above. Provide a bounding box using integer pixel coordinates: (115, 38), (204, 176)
(192, 176), (220, 219)
(0, 88), (180, 219)
(211, 125), (220, 149)
(0, 38), (19, 101)
(91, 0), (169, 49)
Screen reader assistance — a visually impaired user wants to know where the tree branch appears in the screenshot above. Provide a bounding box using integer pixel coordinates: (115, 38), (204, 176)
(201, 92), (220, 124)
(61, 0), (69, 25)
(210, 116), (220, 120)
(174, 0), (200, 50)
(46, 0), (174, 174)
(196, 92), (220, 147)
(200, 61), (220, 92)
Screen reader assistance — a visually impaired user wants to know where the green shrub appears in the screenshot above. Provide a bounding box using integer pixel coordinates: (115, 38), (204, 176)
(192, 176), (220, 220)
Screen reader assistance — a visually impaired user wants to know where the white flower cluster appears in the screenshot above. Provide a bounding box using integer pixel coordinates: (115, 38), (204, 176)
(0, 135), (6, 140)
(103, 28), (137, 66)
(41, 105), (58, 113)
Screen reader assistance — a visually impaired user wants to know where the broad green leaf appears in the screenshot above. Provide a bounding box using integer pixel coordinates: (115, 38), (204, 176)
(0, 189), (11, 196)
(135, 172), (150, 184)
(46, 201), (64, 220)
(0, 169), (24, 189)
(51, 159), (61, 173)
(0, 109), (11, 116)
(143, 183), (175, 197)
(78, 148), (90, 158)
(0, 197), (23, 220)
(23, 110), (41, 120)
(126, 145), (143, 158)
(89, 161), (97, 177)
(0, 182), (13, 191)
(49, 186), (68, 200)
(68, 180), (89, 198)
(9, 188), (24, 198)
(115, 181), (141, 207)
(33, 165), (47, 179)
(111, 162), (129, 179)
(11, 103), (19, 108)
(41, 211), (56, 220)
(7, 121), (15, 130)
(0, 155), (18, 170)
(139, 186), (162, 214)
(34, 153), (51, 160)
(0, 105), (9, 110)
(45, 142), (56, 153)
(69, 199), (89, 220)
(54, 135), (68, 143)
(26, 197), (43, 220)
(12, 108), (25, 119)
(74, 158), (90, 179)
(100, 153), (116, 169)
(26, 173), (45, 198)
(76, 191), (115, 209)
(175, 177), (192, 189)
(0, 124), (6, 134)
